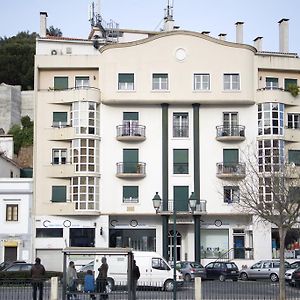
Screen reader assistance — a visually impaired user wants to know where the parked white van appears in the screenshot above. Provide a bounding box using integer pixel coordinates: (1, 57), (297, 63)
(94, 251), (183, 291)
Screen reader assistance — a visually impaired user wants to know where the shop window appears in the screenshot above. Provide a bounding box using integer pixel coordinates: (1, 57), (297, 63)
(36, 228), (63, 238)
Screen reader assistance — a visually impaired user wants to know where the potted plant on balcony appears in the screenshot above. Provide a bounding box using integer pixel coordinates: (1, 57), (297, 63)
(286, 83), (299, 97)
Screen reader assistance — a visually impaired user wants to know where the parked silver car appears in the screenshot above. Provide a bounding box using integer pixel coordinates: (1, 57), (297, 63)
(285, 261), (300, 285)
(176, 261), (205, 281)
(240, 260), (290, 282)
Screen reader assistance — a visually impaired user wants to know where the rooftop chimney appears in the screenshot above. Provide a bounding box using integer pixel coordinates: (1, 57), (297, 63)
(235, 21), (244, 43)
(278, 18), (289, 53)
(218, 33), (227, 41)
(253, 37), (263, 51)
(201, 31), (210, 36)
(40, 12), (48, 37)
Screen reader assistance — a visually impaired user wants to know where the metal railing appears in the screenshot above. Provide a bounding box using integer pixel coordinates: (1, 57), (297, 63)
(116, 125), (146, 138)
(173, 126), (189, 138)
(157, 199), (207, 213)
(116, 162), (146, 175)
(216, 125), (245, 138)
(216, 163), (246, 176)
(213, 247), (254, 261)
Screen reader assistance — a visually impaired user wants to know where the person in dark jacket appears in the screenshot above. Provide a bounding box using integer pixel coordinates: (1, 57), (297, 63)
(132, 260), (140, 300)
(96, 257), (109, 299)
(30, 257), (46, 300)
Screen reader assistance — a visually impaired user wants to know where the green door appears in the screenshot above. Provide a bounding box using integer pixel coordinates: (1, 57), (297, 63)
(223, 149), (238, 166)
(174, 186), (189, 212)
(123, 149), (138, 173)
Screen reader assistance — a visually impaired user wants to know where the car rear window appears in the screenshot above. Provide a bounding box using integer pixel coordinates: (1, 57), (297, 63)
(191, 263), (203, 268)
(226, 263), (237, 269)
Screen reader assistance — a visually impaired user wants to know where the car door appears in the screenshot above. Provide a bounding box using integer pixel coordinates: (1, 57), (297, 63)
(260, 261), (273, 278)
(248, 262), (262, 279)
(205, 263), (214, 279)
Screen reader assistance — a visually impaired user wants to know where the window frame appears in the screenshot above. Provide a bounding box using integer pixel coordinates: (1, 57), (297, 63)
(51, 186), (67, 203)
(118, 73), (135, 91)
(152, 73), (169, 90)
(223, 186), (240, 203)
(75, 76), (90, 89)
(6, 204), (18, 221)
(266, 77), (279, 90)
(194, 73), (210, 91)
(173, 112), (189, 138)
(52, 149), (67, 165)
(287, 113), (300, 129)
(54, 76), (68, 90)
(123, 186), (139, 203)
(52, 112), (68, 128)
(173, 149), (189, 174)
(223, 73), (240, 91)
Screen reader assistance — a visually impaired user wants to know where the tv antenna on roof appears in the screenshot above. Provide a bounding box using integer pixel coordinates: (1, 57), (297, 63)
(88, 1), (119, 43)
(165, 0), (174, 21)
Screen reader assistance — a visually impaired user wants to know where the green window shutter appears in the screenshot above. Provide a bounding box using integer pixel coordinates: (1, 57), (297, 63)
(223, 149), (239, 165)
(54, 77), (68, 90)
(123, 186), (138, 199)
(52, 186), (67, 202)
(289, 150), (300, 166)
(123, 112), (139, 121)
(266, 77), (278, 84)
(53, 112), (68, 122)
(123, 149), (138, 173)
(285, 78), (298, 90)
(173, 149), (188, 174)
(174, 186), (189, 212)
(153, 73), (168, 79)
(119, 73), (134, 83)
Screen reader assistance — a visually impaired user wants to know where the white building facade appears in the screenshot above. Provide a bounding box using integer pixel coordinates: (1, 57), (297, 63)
(33, 13), (300, 271)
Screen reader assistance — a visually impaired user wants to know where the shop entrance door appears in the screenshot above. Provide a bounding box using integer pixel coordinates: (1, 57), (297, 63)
(4, 246), (17, 262)
(234, 235), (245, 259)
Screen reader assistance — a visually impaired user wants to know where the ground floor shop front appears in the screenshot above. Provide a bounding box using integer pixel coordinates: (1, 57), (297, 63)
(34, 214), (299, 271)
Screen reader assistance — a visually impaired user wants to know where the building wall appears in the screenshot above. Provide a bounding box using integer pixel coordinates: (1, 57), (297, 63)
(0, 178), (33, 263)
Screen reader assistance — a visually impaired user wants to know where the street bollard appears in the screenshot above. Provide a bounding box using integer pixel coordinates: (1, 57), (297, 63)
(50, 277), (59, 300)
(195, 277), (201, 300)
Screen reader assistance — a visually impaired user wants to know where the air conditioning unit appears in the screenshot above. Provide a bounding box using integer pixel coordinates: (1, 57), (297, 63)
(51, 49), (62, 55)
(66, 47), (72, 54)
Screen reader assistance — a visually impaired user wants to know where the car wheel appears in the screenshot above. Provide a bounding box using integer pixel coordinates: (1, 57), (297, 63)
(219, 274), (226, 282)
(270, 273), (279, 282)
(106, 278), (114, 293)
(240, 272), (248, 281)
(184, 274), (192, 282)
(164, 279), (174, 292)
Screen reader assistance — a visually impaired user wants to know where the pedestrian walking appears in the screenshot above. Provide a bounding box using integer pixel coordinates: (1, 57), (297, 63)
(66, 261), (78, 300)
(30, 257), (46, 300)
(132, 260), (140, 300)
(96, 257), (109, 299)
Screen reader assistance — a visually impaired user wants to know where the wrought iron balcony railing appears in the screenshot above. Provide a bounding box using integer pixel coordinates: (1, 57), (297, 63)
(116, 162), (146, 178)
(216, 125), (245, 140)
(216, 162), (246, 178)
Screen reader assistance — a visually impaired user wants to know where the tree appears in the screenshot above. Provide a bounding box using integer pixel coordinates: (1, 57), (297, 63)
(46, 26), (62, 37)
(236, 148), (300, 300)
(8, 116), (34, 154)
(0, 31), (37, 90)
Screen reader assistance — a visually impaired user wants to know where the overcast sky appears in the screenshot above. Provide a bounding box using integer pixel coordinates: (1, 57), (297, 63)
(1, 0), (300, 54)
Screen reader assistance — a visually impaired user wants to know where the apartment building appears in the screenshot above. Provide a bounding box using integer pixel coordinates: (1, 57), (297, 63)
(34, 11), (300, 270)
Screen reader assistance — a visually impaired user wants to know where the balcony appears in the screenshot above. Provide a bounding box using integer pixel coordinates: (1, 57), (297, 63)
(47, 126), (75, 140)
(116, 162), (146, 178)
(256, 88), (297, 105)
(116, 125), (146, 142)
(45, 163), (75, 178)
(216, 163), (246, 179)
(216, 125), (245, 142)
(285, 127), (300, 142)
(156, 199), (207, 215)
(38, 87), (101, 104)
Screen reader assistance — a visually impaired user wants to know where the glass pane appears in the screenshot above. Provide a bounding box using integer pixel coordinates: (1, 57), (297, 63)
(54, 77), (68, 90)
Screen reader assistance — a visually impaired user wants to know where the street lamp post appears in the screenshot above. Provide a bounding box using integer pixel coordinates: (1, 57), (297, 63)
(152, 191), (200, 300)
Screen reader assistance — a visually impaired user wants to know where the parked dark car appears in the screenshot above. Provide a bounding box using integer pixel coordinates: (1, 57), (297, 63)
(0, 261), (27, 271)
(205, 262), (239, 281)
(176, 261), (205, 281)
(2, 262), (33, 272)
(291, 267), (300, 287)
